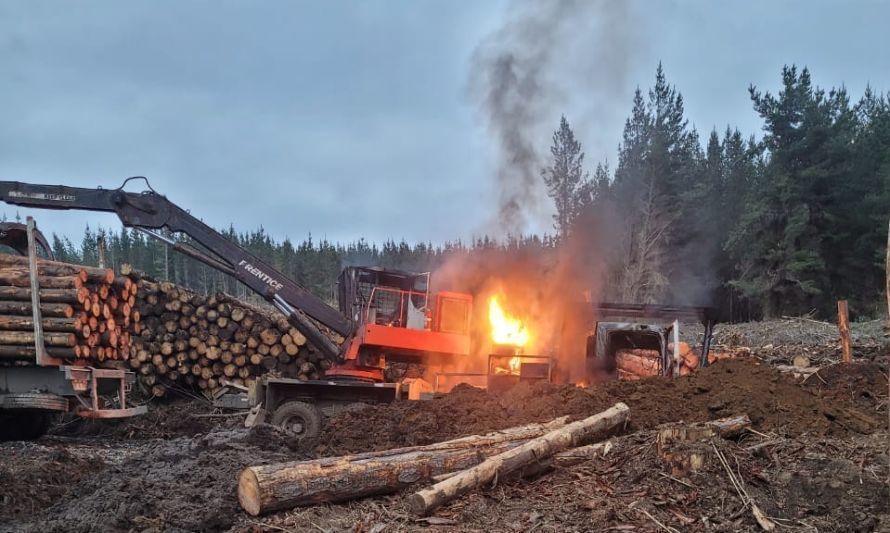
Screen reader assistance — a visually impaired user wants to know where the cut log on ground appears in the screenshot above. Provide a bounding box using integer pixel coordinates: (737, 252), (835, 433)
(237, 417), (572, 516)
(406, 402), (630, 516)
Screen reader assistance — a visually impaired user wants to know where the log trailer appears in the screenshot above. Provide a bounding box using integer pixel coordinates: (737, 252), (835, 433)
(0, 219), (146, 440)
(0, 178), (475, 439)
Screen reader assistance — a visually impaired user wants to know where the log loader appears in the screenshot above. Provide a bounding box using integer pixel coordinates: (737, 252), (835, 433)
(0, 178), (475, 439)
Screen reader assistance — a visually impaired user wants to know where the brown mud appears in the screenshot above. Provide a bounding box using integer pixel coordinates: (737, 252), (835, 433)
(0, 358), (886, 532)
(320, 358), (879, 455)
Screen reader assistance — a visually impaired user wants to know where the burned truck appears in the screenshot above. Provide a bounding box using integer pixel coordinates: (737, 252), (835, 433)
(583, 303), (717, 381)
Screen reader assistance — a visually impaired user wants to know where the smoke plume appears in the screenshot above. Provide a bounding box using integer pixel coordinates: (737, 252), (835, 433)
(469, 0), (641, 236)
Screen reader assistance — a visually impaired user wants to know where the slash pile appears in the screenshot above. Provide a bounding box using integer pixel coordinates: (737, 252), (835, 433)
(0, 254), (140, 363)
(127, 275), (339, 398)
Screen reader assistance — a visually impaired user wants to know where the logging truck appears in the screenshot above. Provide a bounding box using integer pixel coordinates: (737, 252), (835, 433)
(0, 220), (145, 440)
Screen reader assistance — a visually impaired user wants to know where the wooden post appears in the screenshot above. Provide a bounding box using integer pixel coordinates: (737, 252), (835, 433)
(26, 218), (49, 366)
(837, 300), (851, 363)
(886, 218), (889, 328)
(886, 219), (890, 496)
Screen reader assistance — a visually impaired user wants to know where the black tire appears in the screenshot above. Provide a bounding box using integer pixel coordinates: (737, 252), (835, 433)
(270, 401), (322, 442)
(0, 410), (51, 441)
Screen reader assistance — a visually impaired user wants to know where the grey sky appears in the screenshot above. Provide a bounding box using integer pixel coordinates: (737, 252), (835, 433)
(1, 1), (887, 246)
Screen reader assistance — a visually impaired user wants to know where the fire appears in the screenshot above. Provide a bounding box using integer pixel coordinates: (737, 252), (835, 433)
(488, 296), (530, 347)
(489, 295), (529, 375)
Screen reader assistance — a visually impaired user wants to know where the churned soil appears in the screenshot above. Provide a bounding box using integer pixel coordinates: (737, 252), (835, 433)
(318, 358), (879, 456)
(1, 357), (886, 532)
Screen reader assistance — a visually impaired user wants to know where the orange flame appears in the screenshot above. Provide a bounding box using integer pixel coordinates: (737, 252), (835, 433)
(488, 296), (530, 347)
(488, 296), (530, 376)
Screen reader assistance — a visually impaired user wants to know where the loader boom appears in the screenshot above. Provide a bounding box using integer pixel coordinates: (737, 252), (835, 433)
(0, 178), (352, 359)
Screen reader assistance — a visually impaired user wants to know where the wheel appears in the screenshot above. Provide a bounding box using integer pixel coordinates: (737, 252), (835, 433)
(0, 410), (52, 441)
(270, 401), (322, 442)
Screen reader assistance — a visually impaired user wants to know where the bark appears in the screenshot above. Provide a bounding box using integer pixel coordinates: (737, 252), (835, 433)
(0, 345), (78, 360)
(615, 349), (660, 376)
(0, 286), (79, 303)
(0, 315), (77, 332)
(0, 301), (74, 318)
(0, 270), (80, 289)
(406, 403), (630, 516)
(0, 330), (77, 346)
(237, 417), (571, 516)
(0, 254), (114, 283)
(837, 300), (852, 363)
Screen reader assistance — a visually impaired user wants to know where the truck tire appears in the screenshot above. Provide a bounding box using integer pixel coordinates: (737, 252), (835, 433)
(0, 411), (51, 441)
(270, 401), (322, 442)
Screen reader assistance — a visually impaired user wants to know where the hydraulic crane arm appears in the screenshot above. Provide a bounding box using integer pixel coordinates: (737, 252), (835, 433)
(0, 178), (353, 359)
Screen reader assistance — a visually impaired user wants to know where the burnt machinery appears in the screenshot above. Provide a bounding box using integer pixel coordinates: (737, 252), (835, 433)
(581, 302), (719, 380)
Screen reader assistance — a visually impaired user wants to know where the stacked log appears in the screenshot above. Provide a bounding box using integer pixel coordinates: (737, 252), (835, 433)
(615, 348), (661, 380)
(128, 278), (334, 398)
(0, 254), (140, 364)
(671, 342), (737, 376)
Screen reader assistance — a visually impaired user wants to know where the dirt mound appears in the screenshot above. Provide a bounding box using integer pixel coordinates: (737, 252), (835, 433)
(0, 444), (104, 524)
(805, 361), (888, 411)
(603, 357), (879, 435)
(318, 359), (878, 456)
(316, 381), (608, 455)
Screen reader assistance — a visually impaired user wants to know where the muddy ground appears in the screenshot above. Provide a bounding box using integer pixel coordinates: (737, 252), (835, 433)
(1, 344), (888, 531)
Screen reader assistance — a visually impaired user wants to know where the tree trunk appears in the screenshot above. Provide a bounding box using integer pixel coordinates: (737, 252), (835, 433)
(0, 315), (77, 332)
(0, 330), (77, 346)
(615, 349), (660, 377)
(406, 403), (629, 516)
(0, 254), (114, 283)
(0, 301), (74, 318)
(237, 417), (571, 516)
(0, 345), (78, 360)
(0, 270), (80, 289)
(0, 286), (79, 303)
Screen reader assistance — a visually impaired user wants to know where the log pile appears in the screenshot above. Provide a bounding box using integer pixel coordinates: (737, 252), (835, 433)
(673, 342), (737, 376)
(127, 276), (336, 398)
(615, 348), (661, 379)
(238, 403), (630, 516)
(0, 254), (140, 364)
(615, 343), (740, 380)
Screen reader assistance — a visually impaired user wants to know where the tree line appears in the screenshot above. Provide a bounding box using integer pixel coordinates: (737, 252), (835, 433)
(545, 64), (889, 320)
(14, 64), (889, 321)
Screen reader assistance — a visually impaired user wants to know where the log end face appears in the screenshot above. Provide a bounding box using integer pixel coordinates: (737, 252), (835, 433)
(406, 492), (431, 517)
(238, 467), (263, 516)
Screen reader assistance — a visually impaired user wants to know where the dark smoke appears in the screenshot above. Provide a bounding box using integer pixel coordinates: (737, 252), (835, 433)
(469, 0), (642, 236)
